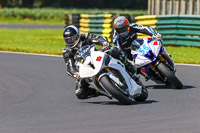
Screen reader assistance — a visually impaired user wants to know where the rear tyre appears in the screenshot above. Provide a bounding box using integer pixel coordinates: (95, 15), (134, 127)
(157, 63), (183, 89)
(99, 75), (133, 105)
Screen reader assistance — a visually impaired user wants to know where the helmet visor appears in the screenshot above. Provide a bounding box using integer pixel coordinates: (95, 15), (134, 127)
(116, 26), (128, 34)
(64, 34), (79, 44)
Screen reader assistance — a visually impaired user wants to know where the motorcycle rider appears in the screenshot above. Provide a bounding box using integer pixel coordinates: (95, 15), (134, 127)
(112, 16), (175, 70)
(112, 16), (162, 70)
(62, 25), (110, 99)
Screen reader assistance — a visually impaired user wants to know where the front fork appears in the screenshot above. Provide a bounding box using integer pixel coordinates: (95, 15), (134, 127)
(149, 54), (176, 82)
(150, 54), (174, 71)
(160, 46), (176, 71)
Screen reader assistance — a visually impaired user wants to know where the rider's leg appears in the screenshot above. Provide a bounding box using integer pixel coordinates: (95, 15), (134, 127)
(75, 79), (100, 99)
(110, 47), (138, 79)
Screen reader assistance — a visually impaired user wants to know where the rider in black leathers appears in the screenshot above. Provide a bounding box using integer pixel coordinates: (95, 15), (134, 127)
(112, 16), (162, 61)
(112, 16), (177, 74)
(62, 25), (110, 99)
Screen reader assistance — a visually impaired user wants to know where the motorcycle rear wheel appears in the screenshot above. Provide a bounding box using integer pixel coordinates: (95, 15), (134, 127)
(99, 75), (134, 105)
(157, 63), (183, 89)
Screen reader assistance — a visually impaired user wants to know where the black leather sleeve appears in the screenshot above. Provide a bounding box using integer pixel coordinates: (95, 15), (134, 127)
(62, 48), (78, 78)
(130, 23), (156, 36)
(83, 32), (108, 46)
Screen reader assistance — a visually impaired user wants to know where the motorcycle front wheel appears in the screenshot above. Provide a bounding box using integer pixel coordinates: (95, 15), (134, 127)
(99, 75), (134, 105)
(134, 83), (148, 102)
(156, 63), (183, 89)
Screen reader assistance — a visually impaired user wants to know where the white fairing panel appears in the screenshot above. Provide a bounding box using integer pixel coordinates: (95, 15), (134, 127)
(79, 51), (106, 78)
(150, 40), (162, 57)
(135, 56), (152, 68)
(79, 48), (142, 97)
(107, 57), (141, 96)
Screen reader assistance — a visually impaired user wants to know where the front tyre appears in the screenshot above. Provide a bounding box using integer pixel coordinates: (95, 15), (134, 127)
(99, 75), (133, 105)
(134, 85), (148, 102)
(157, 63), (183, 89)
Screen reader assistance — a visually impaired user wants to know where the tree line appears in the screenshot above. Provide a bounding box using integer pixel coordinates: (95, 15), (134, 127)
(0, 0), (147, 10)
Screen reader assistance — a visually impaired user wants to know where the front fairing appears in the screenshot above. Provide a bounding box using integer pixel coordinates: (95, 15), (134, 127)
(105, 56), (142, 97)
(79, 50), (107, 78)
(134, 38), (162, 68)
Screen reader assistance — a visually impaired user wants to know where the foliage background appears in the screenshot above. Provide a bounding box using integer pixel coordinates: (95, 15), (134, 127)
(0, 0), (147, 9)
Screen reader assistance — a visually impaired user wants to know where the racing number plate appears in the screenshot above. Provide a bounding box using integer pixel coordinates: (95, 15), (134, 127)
(138, 44), (150, 55)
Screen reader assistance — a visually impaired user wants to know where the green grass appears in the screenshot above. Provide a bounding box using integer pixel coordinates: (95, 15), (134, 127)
(0, 17), (65, 24)
(0, 29), (64, 55)
(165, 46), (200, 64)
(0, 28), (199, 64)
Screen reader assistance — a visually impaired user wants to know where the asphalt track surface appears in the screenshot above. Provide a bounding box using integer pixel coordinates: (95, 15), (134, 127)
(0, 52), (200, 133)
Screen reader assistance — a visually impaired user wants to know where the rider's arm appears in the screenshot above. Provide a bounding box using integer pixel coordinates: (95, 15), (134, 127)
(82, 32), (109, 47)
(130, 23), (156, 36)
(62, 48), (79, 78)
(112, 32), (120, 48)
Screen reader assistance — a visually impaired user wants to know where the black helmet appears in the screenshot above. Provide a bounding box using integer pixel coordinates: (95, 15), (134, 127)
(113, 16), (130, 38)
(63, 25), (81, 48)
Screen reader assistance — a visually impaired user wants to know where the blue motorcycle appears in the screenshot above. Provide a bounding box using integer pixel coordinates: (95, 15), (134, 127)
(132, 38), (183, 89)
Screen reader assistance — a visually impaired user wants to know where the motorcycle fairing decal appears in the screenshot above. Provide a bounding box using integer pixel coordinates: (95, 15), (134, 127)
(96, 56), (102, 62)
(147, 38), (152, 43)
(144, 49), (157, 61)
(138, 43), (150, 56)
(140, 67), (149, 77)
(154, 41), (158, 45)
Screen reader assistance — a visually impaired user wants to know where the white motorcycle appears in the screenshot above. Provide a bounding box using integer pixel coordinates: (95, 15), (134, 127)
(74, 44), (148, 105)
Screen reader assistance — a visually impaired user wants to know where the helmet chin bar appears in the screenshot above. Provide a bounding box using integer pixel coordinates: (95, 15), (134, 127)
(119, 31), (129, 38)
(73, 41), (82, 50)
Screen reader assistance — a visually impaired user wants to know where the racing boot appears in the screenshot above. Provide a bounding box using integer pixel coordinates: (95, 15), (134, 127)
(75, 79), (101, 99)
(123, 57), (139, 81)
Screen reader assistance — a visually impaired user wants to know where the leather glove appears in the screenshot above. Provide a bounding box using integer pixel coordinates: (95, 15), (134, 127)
(102, 42), (111, 51)
(152, 33), (162, 41)
(73, 72), (80, 80)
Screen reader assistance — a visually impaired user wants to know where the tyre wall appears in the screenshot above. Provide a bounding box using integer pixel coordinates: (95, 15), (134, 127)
(135, 15), (200, 46)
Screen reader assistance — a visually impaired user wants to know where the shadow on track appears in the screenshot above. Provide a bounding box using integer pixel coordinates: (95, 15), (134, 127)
(146, 84), (195, 90)
(82, 100), (158, 106)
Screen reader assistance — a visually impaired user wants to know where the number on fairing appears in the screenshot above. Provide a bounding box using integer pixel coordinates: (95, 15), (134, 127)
(138, 44), (150, 55)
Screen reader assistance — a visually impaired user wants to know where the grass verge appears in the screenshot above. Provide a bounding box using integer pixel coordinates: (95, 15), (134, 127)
(0, 17), (65, 25)
(0, 28), (199, 64)
(165, 46), (200, 64)
(0, 29), (64, 55)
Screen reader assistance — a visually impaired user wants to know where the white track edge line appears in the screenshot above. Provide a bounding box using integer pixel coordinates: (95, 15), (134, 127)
(0, 51), (62, 57)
